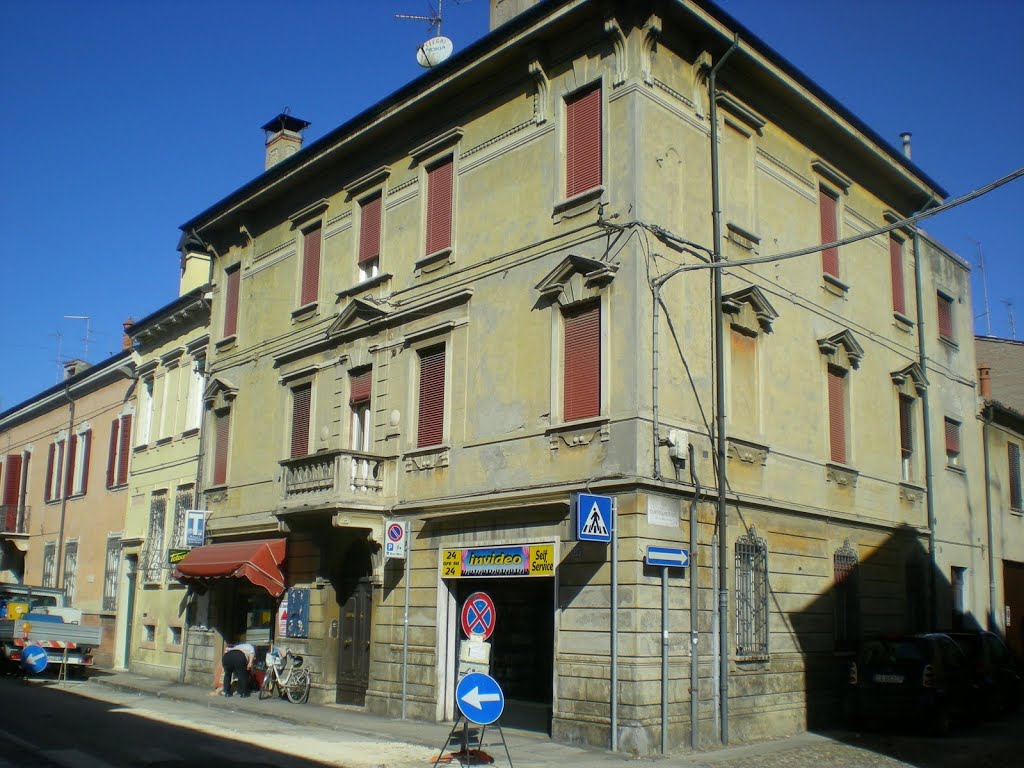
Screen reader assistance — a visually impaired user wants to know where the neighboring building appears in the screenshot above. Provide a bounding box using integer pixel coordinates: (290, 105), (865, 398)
(0, 352), (135, 668)
(976, 336), (1024, 656)
(119, 266), (211, 679)
(167, 0), (987, 753)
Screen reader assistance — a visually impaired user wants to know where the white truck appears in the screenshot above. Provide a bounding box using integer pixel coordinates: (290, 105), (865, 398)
(0, 585), (103, 673)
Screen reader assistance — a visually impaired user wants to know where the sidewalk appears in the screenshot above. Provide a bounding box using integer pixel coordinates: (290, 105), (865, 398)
(82, 667), (843, 767)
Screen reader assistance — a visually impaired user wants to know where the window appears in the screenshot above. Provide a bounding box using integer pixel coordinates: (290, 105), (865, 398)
(67, 428), (91, 497)
(565, 84), (602, 198)
(300, 223), (322, 306)
(1009, 443), (1021, 511)
(142, 623), (156, 644)
(425, 157), (454, 255)
(106, 413), (132, 488)
(937, 292), (955, 343)
(951, 566), (967, 630)
(833, 542), (860, 651)
(944, 418), (961, 466)
(358, 194), (382, 282)
(349, 368), (372, 452)
(143, 491), (167, 584)
(42, 542), (57, 588)
(890, 235), (906, 315)
(735, 527), (769, 658)
(44, 437), (65, 503)
(212, 408), (231, 486)
(158, 367), (178, 440)
(138, 375), (154, 446)
(729, 328), (758, 434)
(290, 382), (312, 458)
(63, 541), (79, 603)
(168, 625), (183, 646)
(563, 301), (601, 422)
(898, 395), (914, 482)
(417, 345), (446, 448)
(819, 188), (840, 278)
(2, 454), (23, 532)
(827, 366), (848, 464)
(102, 535), (121, 612)
(171, 485), (193, 548)
(186, 355), (205, 431)
(223, 264), (240, 338)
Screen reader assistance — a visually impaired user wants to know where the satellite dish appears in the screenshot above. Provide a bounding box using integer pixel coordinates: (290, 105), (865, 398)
(417, 36), (454, 68)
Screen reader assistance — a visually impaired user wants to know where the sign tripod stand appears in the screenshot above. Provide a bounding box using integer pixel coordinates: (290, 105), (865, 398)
(432, 707), (514, 768)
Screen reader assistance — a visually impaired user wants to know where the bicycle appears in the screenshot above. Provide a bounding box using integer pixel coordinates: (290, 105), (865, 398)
(258, 648), (311, 703)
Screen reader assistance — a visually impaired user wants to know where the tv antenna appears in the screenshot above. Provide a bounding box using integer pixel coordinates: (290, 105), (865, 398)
(49, 331), (64, 384)
(396, 1), (457, 67)
(1003, 299), (1017, 340)
(64, 314), (92, 361)
(969, 239), (992, 336)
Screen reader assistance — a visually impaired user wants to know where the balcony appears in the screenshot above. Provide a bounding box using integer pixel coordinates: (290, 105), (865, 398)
(0, 505), (30, 536)
(279, 449), (395, 511)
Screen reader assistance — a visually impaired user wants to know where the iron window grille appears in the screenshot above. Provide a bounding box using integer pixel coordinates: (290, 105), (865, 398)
(170, 486), (193, 548)
(41, 542), (57, 588)
(833, 540), (860, 651)
(735, 526), (769, 658)
(142, 491), (167, 584)
(102, 536), (121, 611)
(62, 541), (79, 603)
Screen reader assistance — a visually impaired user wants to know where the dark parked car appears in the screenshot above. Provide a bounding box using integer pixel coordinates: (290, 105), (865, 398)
(846, 633), (982, 735)
(947, 631), (1022, 717)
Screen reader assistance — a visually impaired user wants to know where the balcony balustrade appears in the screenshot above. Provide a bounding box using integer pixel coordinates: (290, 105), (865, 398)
(280, 449), (392, 505)
(0, 505), (30, 536)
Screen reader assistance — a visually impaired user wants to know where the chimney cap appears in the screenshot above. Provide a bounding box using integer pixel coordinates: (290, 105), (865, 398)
(261, 113), (311, 135)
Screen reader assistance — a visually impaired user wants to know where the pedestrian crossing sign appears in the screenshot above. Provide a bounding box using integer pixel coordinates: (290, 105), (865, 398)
(575, 493), (613, 542)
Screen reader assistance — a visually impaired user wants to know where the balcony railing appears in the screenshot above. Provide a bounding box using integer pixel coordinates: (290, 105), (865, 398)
(0, 505), (30, 535)
(280, 449), (392, 503)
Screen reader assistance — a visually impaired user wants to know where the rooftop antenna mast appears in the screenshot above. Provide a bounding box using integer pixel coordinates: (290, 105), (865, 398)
(969, 239), (992, 336)
(396, 1), (456, 68)
(64, 315), (92, 361)
(49, 331), (64, 384)
(1003, 299), (1017, 340)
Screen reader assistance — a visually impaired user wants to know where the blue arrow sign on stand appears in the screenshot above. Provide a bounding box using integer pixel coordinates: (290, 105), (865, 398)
(645, 546), (690, 568)
(456, 672), (505, 725)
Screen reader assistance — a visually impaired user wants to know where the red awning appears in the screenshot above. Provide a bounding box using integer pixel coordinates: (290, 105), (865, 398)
(174, 538), (286, 597)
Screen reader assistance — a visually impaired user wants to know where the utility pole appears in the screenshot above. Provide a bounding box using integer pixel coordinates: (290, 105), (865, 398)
(969, 239), (992, 336)
(64, 315), (92, 360)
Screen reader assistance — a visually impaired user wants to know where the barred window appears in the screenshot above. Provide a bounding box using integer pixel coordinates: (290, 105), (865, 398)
(735, 527), (769, 658)
(833, 541), (860, 651)
(143, 491), (167, 584)
(63, 541), (79, 603)
(170, 485), (194, 548)
(103, 536), (121, 612)
(41, 541), (57, 588)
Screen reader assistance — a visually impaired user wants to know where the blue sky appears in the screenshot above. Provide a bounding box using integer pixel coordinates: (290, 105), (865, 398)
(2, 0), (1021, 411)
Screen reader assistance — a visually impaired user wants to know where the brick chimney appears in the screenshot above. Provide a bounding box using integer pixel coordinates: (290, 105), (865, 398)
(262, 113), (311, 171)
(978, 365), (992, 399)
(63, 359), (90, 379)
(123, 318), (135, 351)
(490, 0), (540, 30)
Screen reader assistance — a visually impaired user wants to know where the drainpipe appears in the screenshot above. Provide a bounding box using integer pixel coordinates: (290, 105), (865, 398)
(689, 443), (702, 750)
(979, 363), (997, 630)
(911, 214), (937, 629)
(55, 386), (75, 591)
(709, 36), (739, 745)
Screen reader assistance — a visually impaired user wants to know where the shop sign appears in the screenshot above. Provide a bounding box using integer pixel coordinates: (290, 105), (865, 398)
(167, 548), (190, 566)
(441, 544), (555, 578)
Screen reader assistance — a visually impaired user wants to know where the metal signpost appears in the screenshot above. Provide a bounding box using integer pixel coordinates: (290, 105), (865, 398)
(385, 521), (411, 718)
(645, 545), (691, 754)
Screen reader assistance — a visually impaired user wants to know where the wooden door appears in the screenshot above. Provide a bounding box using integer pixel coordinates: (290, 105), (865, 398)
(337, 577), (373, 704)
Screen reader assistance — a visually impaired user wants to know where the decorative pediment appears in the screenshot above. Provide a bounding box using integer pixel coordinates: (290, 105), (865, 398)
(535, 254), (618, 306)
(328, 298), (389, 339)
(203, 376), (238, 406)
(817, 329), (864, 369)
(722, 285), (778, 334)
(890, 362), (928, 394)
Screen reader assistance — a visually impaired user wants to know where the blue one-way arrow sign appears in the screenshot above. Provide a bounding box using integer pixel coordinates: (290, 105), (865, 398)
(456, 672), (505, 724)
(645, 546), (690, 568)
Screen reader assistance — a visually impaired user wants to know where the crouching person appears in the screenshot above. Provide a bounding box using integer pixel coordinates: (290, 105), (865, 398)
(222, 642), (256, 698)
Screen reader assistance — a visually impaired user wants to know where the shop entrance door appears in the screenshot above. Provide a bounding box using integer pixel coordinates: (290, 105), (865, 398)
(1004, 561), (1024, 656)
(337, 577), (373, 704)
(457, 577), (554, 733)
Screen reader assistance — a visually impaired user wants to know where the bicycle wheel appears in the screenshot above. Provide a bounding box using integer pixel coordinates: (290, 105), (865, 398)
(258, 671), (275, 700)
(285, 668), (310, 704)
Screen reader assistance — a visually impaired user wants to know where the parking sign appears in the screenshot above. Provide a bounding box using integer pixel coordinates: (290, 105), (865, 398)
(385, 521), (408, 559)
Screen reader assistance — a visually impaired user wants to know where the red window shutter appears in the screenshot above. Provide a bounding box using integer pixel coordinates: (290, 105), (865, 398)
(45, 443), (55, 502)
(417, 346), (446, 448)
(563, 302), (601, 421)
(945, 419), (960, 454)
(106, 418), (120, 489)
(819, 189), (839, 277)
(937, 294), (954, 340)
(3, 454), (21, 506)
(828, 368), (847, 464)
(301, 225), (321, 306)
(890, 237), (906, 315)
(80, 430), (92, 496)
(1009, 443), (1022, 511)
(214, 410), (230, 485)
(898, 396), (913, 454)
(64, 434), (78, 497)
(566, 85), (602, 198)
(425, 158), (454, 255)
(54, 441), (65, 501)
(291, 383), (311, 458)
(223, 266), (240, 338)
(349, 368), (372, 406)
(117, 414), (132, 486)
(359, 195), (382, 265)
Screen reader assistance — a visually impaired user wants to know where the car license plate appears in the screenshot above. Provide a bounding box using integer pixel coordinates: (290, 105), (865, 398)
(872, 673), (904, 684)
